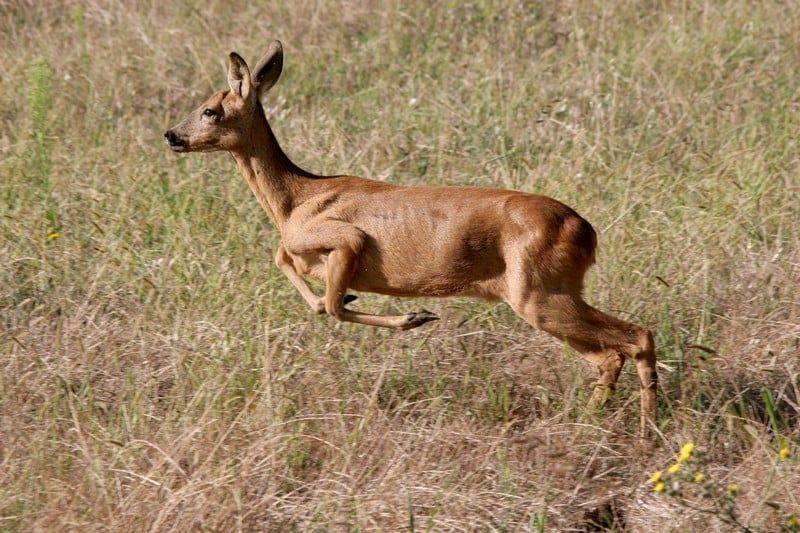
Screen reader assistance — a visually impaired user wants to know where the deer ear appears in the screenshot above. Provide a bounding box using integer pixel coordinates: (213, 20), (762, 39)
(227, 52), (251, 99)
(252, 40), (283, 98)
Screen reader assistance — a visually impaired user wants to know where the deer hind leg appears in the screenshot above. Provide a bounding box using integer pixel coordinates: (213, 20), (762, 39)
(512, 291), (657, 437)
(323, 248), (439, 330)
(568, 339), (627, 410)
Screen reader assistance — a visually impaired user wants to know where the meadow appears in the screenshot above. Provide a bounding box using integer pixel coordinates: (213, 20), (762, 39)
(1, 1), (798, 530)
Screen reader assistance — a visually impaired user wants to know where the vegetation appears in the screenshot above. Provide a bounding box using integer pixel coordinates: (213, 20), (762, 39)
(1, 1), (798, 530)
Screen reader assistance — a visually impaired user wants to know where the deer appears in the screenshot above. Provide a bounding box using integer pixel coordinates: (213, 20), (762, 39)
(164, 41), (658, 439)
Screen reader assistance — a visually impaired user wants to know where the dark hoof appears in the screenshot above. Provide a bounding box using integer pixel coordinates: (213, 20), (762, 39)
(403, 309), (439, 329)
(343, 294), (358, 305)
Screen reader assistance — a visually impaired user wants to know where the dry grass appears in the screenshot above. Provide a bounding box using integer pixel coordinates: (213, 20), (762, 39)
(1, 0), (798, 530)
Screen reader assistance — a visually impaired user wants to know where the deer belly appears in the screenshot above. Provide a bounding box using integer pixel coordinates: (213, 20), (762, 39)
(350, 241), (504, 297)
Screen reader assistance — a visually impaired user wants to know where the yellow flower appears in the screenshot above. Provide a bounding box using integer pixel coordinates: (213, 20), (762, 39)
(779, 446), (791, 461)
(47, 231), (61, 241)
(667, 463), (681, 474)
(693, 472), (705, 483)
(727, 483), (739, 495)
(788, 515), (798, 528)
(650, 471), (663, 483)
(654, 481), (666, 493)
(678, 442), (695, 463)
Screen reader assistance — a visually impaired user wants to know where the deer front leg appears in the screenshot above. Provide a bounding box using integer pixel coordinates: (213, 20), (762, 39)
(325, 247), (439, 330)
(275, 243), (359, 314)
(275, 244), (326, 313)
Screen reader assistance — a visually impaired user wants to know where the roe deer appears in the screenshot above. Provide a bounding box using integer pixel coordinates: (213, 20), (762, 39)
(165, 41), (658, 438)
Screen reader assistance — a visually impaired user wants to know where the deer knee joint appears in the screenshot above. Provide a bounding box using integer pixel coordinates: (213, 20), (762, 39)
(324, 298), (344, 319)
(274, 247), (290, 269)
(599, 352), (625, 374)
(634, 329), (658, 389)
(637, 329), (655, 356)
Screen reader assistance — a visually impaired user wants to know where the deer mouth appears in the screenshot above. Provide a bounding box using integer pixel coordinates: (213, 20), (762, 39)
(164, 130), (188, 152)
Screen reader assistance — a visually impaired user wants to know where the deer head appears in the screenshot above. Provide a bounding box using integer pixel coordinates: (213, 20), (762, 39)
(164, 40), (284, 153)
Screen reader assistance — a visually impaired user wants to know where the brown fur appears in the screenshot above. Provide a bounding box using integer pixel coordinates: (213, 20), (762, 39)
(165, 41), (658, 438)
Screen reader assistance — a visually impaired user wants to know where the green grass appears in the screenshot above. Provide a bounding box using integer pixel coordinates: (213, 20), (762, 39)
(1, 1), (798, 530)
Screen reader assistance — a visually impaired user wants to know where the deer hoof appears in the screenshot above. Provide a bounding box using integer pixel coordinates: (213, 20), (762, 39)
(343, 294), (358, 305)
(403, 310), (439, 330)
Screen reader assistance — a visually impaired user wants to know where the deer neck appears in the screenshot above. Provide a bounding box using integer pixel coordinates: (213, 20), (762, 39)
(231, 104), (313, 232)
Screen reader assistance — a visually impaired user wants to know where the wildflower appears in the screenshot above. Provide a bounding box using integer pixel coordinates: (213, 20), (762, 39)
(727, 483), (739, 496)
(678, 442), (695, 463)
(667, 463), (681, 475)
(779, 446), (791, 461)
(47, 231), (61, 241)
(654, 481), (666, 494)
(788, 515), (798, 528)
(650, 471), (663, 483)
(693, 472), (705, 483)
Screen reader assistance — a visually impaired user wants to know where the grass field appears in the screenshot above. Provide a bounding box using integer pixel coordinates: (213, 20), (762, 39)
(2, 1), (799, 530)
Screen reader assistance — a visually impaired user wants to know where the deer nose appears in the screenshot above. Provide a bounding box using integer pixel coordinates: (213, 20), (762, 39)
(164, 130), (186, 149)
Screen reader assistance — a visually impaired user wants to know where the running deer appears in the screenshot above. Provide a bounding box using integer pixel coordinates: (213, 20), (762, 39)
(164, 41), (658, 438)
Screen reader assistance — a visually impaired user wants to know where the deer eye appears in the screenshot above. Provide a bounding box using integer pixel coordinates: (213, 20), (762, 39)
(203, 108), (217, 117)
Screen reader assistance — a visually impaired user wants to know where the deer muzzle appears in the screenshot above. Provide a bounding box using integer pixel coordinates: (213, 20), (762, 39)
(164, 130), (187, 152)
